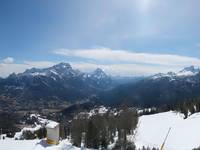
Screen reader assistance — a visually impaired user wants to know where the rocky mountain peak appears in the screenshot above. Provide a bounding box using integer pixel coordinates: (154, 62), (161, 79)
(177, 66), (200, 76)
(91, 68), (108, 80)
(52, 62), (72, 70)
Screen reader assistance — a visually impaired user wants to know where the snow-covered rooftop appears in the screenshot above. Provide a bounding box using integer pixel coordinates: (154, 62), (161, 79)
(46, 121), (59, 129)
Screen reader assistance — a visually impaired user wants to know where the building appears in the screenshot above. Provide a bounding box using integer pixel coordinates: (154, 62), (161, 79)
(46, 121), (59, 145)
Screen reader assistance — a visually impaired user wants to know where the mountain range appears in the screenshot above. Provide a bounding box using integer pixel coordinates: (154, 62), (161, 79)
(102, 66), (200, 107)
(0, 63), (112, 111)
(0, 63), (200, 111)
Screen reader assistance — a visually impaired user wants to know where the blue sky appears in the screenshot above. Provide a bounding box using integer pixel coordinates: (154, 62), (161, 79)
(1, 0), (200, 77)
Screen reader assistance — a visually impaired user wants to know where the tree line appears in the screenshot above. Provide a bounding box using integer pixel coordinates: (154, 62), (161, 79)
(68, 106), (138, 149)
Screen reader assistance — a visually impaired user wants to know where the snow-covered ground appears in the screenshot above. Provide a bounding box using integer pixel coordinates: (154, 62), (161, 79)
(0, 114), (86, 150)
(0, 114), (93, 150)
(0, 138), (92, 150)
(135, 111), (200, 150)
(1, 111), (200, 150)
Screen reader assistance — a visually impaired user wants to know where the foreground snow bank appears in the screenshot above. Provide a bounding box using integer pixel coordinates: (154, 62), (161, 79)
(1, 111), (200, 150)
(135, 111), (200, 150)
(0, 138), (91, 150)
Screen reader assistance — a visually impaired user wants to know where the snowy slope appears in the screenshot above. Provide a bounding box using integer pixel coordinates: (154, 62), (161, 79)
(1, 111), (200, 150)
(0, 139), (92, 150)
(135, 111), (200, 150)
(0, 115), (92, 150)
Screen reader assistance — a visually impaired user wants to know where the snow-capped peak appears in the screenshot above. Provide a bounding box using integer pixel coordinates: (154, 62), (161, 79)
(93, 68), (105, 74)
(176, 66), (200, 76)
(151, 72), (176, 80)
(90, 68), (107, 79)
(151, 66), (200, 80)
(51, 62), (72, 70)
(19, 62), (81, 78)
(22, 68), (47, 76)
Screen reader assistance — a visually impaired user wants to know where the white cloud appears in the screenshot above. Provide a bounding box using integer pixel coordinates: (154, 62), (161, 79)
(0, 61), (56, 78)
(0, 60), (184, 78)
(2, 57), (14, 64)
(53, 48), (200, 67)
(1, 47), (200, 77)
(0, 63), (28, 77)
(71, 62), (178, 76)
(53, 47), (200, 76)
(23, 61), (56, 68)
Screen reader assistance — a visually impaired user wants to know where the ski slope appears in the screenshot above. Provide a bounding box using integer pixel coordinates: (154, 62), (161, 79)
(135, 111), (200, 150)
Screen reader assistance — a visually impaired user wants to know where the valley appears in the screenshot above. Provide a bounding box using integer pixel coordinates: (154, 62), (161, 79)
(1, 63), (200, 150)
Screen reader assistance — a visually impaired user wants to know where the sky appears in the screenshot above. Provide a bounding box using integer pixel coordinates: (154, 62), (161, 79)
(1, 0), (200, 77)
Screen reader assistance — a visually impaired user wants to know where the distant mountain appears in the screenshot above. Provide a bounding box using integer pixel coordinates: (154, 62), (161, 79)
(102, 66), (200, 107)
(0, 63), (112, 111)
(111, 76), (145, 85)
(21, 63), (81, 78)
(1, 64), (200, 111)
(151, 66), (200, 80)
(85, 68), (112, 89)
(177, 66), (200, 76)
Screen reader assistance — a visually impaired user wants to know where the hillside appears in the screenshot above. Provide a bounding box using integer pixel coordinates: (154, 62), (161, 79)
(135, 111), (200, 150)
(1, 111), (200, 149)
(103, 66), (200, 107)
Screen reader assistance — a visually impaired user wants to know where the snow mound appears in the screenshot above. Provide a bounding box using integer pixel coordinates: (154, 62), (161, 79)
(0, 139), (92, 150)
(135, 111), (200, 150)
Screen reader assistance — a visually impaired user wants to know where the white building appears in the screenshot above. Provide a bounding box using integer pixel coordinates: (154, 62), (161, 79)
(46, 121), (59, 145)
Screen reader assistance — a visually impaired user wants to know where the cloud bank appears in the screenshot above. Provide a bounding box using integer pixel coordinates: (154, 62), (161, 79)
(53, 48), (200, 75)
(1, 48), (200, 77)
(3, 57), (14, 64)
(0, 60), (55, 78)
